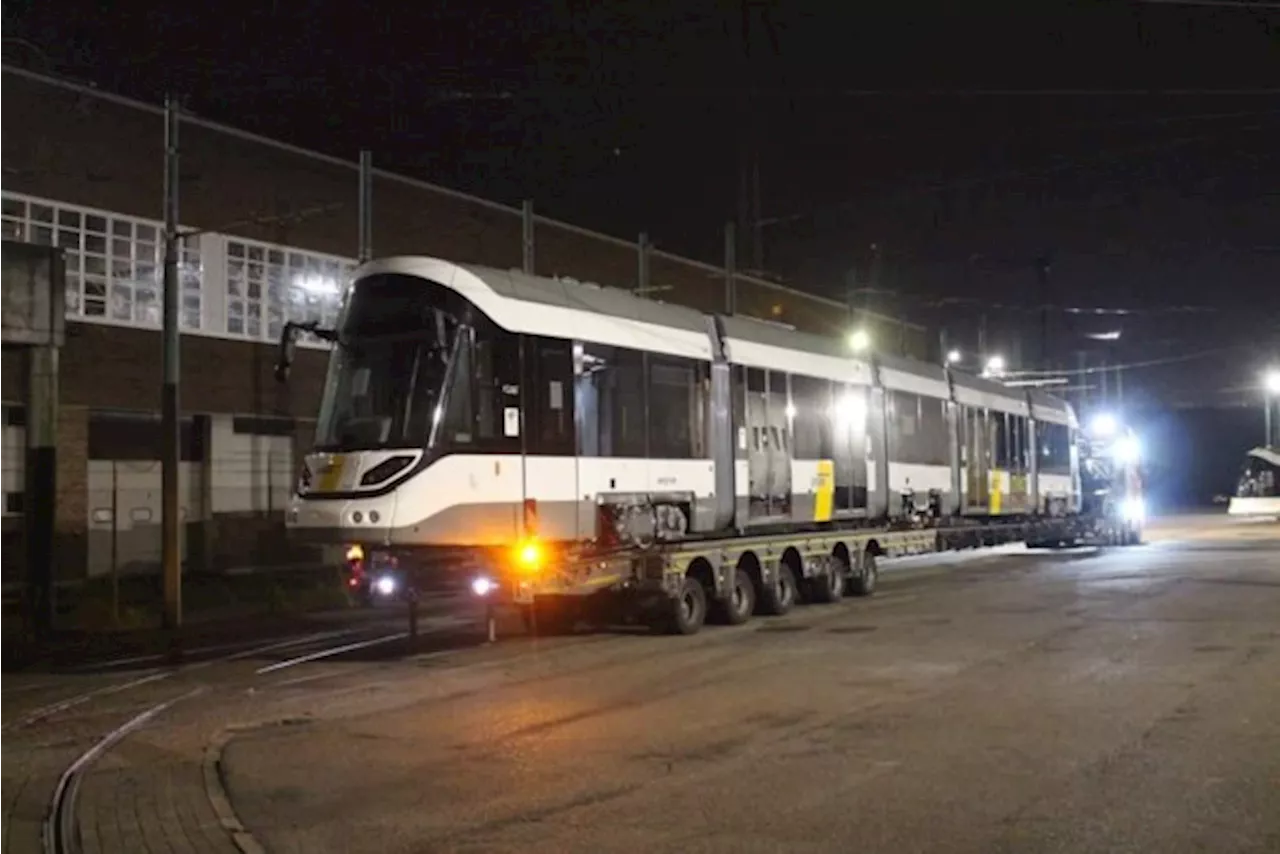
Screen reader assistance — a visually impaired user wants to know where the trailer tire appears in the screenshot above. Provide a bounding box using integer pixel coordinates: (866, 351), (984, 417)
(522, 598), (577, 636)
(808, 561), (845, 605)
(716, 568), (756, 625)
(847, 549), (878, 597)
(758, 563), (799, 616)
(666, 576), (708, 635)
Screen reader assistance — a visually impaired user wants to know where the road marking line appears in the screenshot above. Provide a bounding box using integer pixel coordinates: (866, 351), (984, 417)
(6, 670), (172, 732)
(254, 632), (408, 674)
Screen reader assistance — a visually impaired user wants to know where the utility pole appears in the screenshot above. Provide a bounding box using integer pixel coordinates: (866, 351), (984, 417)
(751, 154), (763, 273)
(358, 150), (373, 262)
(1036, 254), (1051, 371)
(978, 313), (988, 365)
(161, 95), (182, 637)
(637, 232), (651, 295)
(724, 222), (737, 315)
(521, 200), (535, 275)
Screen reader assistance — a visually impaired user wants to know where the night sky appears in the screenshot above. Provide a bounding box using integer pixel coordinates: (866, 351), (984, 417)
(5, 1), (1280, 408)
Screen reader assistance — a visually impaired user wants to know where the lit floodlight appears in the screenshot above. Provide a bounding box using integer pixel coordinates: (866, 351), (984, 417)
(1265, 369), (1280, 395)
(1089, 412), (1118, 438)
(982, 355), (1006, 377)
(1111, 434), (1141, 465)
(847, 329), (871, 353)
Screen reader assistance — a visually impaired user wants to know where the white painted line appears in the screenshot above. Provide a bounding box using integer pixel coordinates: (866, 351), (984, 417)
(254, 632), (408, 675)
(6, 669), (172, 732)
(215, 628), (361, 664)
(74, 627), (360, 673)
(5, 628), (362, 731)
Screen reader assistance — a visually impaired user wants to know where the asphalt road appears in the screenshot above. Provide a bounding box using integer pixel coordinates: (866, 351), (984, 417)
(4, 517), (1279, 854)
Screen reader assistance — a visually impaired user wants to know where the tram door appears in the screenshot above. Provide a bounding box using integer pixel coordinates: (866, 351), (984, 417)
(745, 368), (792, 519)
(963, 405), (990, 512)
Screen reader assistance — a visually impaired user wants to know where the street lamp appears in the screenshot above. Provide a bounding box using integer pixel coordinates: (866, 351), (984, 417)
(946, 349), (962, 366)
(848, 329), (871, 353)
(1264, 368), (1280, 446)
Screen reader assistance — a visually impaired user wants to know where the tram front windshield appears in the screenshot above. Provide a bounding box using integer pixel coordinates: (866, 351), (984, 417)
(314, 274), (465, 452)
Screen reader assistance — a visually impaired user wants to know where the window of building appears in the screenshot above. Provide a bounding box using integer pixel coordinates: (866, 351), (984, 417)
(1, 192), (202, 330)
(224, 239), (352, 341)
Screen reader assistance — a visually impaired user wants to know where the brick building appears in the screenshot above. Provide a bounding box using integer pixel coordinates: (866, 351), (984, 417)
(0, 64), (927, 580)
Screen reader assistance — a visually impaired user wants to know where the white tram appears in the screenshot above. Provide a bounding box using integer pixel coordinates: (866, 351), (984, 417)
(283, 257), (1083, 563)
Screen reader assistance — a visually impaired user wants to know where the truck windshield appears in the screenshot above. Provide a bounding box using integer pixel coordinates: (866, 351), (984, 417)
(314, 275), (463, 451)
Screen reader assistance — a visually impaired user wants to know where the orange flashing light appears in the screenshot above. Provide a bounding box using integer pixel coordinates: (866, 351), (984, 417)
(514, 539), (543, 574)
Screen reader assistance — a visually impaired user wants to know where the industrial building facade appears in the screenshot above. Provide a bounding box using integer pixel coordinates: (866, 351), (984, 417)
(0, 65), (926, 581)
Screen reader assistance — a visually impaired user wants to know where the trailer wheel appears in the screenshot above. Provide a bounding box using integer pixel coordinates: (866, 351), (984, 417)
(666, 576), (708, 635)
(808, 559), (845, 605)
(758, 563), (799, 616)
(847, 549), (878, 597)
(713, 568), (756, 625)
(522, 598), (577, 636)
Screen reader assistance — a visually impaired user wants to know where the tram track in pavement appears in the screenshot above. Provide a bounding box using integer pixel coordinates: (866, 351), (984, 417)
(2, 623), (423, 854)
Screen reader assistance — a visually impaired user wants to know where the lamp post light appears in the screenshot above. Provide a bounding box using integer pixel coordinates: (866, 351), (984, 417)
(946, 349), (962, 366)
(1264, 368), (1280, 447)
(848, 328), (871, 353)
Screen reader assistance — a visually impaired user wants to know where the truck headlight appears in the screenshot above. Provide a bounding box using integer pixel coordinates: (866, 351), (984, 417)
(1120, 497), (1145, 524)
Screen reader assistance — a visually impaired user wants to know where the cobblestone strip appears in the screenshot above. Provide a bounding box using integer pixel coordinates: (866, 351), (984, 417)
(203, 729), (266, 854)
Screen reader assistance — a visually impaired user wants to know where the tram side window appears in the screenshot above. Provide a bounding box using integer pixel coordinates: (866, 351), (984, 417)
(790, 374), (832, 459)
(991, 411), (1010, 469)
(1007, 414), (1027, 471)
(524, 335), (575, 456)
(888, 391), (919, 463)
(577, 343), (645, 457)
(648, 355), (707, 459)
(443, 328), (475, 444)
(1038, 422), (1072, 473)
(919, 396), (948, 465)
(442, 324), (519, 450)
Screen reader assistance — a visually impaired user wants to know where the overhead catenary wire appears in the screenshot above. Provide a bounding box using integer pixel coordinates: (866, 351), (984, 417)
(1132, 0), (1280, 9)
(845, 289), (1227, 316)
(1000, 344), (1263, 379)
